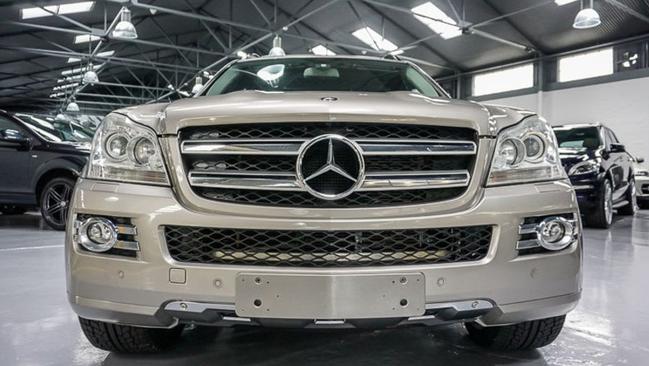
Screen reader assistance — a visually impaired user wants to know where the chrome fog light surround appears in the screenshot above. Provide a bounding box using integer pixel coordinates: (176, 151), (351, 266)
(537, 217), (575, 251)
(77, 217), (118, 253)
(517, 214), (579, 252)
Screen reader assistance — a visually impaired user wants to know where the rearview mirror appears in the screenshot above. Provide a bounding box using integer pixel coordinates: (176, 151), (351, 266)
(609, 143), (626, 153)
(0, 129), (32, 150)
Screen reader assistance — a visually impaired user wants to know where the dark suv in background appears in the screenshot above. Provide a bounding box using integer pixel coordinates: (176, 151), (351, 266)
(553, 124), (636, 228)
(0, 111), (90, 230)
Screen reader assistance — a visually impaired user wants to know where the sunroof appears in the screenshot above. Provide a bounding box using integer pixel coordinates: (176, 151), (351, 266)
(411, 2), (462, 40)
(352, 27), (402, 54)
(21, 2), (95, 19)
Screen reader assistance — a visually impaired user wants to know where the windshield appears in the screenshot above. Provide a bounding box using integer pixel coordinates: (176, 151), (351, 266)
(15, 114), (93, 143)
(554, 127), (601, 150)
(205, 58), (443, 97)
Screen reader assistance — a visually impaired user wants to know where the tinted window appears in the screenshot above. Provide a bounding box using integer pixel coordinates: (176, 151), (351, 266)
(14, 114), (92, 142)
(206, 58), (443, 97)
(554, 127), (602, 149)
(0, 115), (23, 132)
(606, 129), (619, 144)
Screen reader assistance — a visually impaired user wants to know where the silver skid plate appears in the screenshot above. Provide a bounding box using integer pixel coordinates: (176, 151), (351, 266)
(235, 273), (425, 319)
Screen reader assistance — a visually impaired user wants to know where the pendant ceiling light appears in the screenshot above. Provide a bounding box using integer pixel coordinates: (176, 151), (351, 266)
(66, 101), (80, 112)
(191, 76), (203, 95)
(83, 63), (98, 84)
(112, 7), (138, 39)
(573, 0), (601, 29)
(268, 35), (285, 56)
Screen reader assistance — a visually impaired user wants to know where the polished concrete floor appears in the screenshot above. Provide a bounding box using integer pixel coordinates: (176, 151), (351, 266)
(1, 211), (648, 366)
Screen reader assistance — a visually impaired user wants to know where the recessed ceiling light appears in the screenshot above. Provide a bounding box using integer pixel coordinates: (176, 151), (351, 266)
(555, 0), (578, 5)
(411, 2), (462, 40)
(67, 51), (112, 63)
(52, 83), (80, 91)
(352, 27), (401, 54)
(311, 44), (336, 56)
(61, 64), (102, 76)
(74, 34), (101, 44)
(21, 1), (94, 19)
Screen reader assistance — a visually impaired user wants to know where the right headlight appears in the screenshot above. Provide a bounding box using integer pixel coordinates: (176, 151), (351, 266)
(85, 113), (169, 185)
(487, 116), (565, 186)
(568, 160), (599, 176)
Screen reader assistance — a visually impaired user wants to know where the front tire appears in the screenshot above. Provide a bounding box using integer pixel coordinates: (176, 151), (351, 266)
(618, 178), (637, 216)
(39, 177), (75, 230)
(465, 315), (565, 351)
(79, 317), (184, 353)
(585, 179), (613, 228)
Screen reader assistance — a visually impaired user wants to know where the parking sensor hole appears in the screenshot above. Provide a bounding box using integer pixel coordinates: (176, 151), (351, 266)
(253, 299), (262, 307)
(400, 299), (408, 307)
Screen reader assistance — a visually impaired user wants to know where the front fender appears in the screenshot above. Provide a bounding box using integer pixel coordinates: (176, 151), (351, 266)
(31, 155), (87, 191)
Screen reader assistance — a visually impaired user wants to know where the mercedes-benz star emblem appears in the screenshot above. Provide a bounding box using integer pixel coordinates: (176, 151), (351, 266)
(296, 134), (365, 200)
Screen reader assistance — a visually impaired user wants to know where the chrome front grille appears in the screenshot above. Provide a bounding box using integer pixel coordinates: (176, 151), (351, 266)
(179, 123), (477, 207)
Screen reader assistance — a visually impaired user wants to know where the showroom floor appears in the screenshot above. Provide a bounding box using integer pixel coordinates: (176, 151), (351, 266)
(0, 211), (648, 366)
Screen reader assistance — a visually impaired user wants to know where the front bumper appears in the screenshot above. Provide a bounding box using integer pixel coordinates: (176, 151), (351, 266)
(568, 173), (602, 210)
(66, 178), (582, 328)
(637, 175), (649, 201)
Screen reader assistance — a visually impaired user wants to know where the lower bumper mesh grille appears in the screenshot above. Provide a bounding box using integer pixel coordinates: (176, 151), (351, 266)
(164, 225), (492, 267)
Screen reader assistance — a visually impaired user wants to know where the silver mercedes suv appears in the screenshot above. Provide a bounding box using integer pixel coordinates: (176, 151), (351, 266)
(66, 55), (582, 353)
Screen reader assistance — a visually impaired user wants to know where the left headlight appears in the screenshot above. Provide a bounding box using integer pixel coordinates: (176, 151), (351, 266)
(85, 113), (169, 185)
(487, 116), (565, 186)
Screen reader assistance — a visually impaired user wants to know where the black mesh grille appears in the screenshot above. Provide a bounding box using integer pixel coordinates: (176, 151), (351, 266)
(164, 225), (492, 267)
(184, 123), (475, 141)
(198, 187), (465, 207)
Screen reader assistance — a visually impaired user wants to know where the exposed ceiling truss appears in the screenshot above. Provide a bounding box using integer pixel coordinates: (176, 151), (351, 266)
(0, 0), (647, 114)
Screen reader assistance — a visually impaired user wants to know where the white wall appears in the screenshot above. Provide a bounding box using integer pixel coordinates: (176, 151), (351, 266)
(481, 76), (649, 161)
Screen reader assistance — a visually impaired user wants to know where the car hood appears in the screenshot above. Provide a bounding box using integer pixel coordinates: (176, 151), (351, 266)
(115, 90), (536, 136)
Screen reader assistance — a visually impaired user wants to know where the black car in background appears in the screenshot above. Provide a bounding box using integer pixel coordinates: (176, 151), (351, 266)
(0, 111), (90, 230)
(553, 124), (636, 228)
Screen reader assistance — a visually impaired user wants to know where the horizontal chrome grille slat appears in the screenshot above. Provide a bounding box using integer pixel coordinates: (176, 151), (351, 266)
(516, 238), (541, 250)
(179, 123), (477, 206)
(188, 170), (470, 191)
(181, 139), (476, 156)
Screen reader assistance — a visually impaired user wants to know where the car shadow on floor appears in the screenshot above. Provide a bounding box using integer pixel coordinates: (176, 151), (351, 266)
(0, 212), (54, 231)
(100, 325), (547, 366)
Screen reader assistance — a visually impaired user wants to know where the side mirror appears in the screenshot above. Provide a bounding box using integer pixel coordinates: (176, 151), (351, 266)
(609, 143), (626, 153)
(637, 157), (645, 163)
(0, 129), (32, 150)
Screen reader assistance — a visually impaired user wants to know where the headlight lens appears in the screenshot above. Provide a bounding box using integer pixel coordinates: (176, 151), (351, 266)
(568, 160), (599, 176)
(85, 113), (169, 185)
(487, 117), (565, 186)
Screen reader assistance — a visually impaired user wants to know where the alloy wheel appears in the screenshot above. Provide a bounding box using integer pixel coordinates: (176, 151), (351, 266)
(43, 182), (72, 228)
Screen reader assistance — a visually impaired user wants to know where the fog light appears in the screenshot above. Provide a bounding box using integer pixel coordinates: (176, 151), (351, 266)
(78, 218), (118, 252)
(537, 217), (575, 251)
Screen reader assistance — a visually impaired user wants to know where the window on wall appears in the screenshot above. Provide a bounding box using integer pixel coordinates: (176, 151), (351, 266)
(558, 48), (613, 82)
(472, 64), (534, 97)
